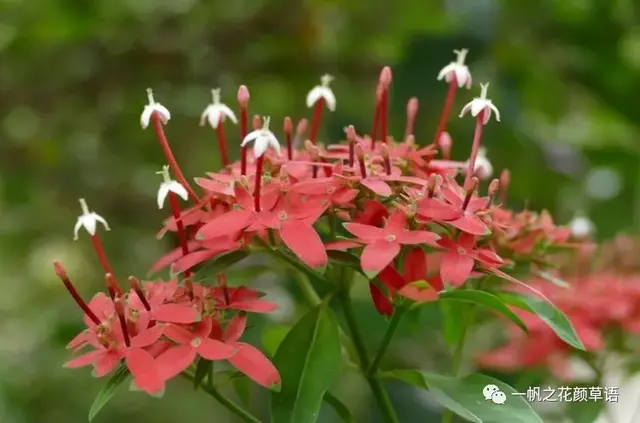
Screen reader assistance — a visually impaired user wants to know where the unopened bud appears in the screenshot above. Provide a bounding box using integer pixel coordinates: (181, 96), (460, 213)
(426, 174), (442, 197)
(439, 132), (452, 158)
(296, 118), (308, 137)
(380, 143), (390, 158)
(252, 115), (261, 130)
(237, 85), (250, 107)
(379, 66), (393, 87)
(304, 140), (320, 160)
(345, 125), (356, 142)
(405, 134), (416, 145)
(355, 143), (365, 159)
(54, 261), (67, 279)
(284, 116), (293, 135)
(488, 178), (500, 197)
(465, 177), (479, 193)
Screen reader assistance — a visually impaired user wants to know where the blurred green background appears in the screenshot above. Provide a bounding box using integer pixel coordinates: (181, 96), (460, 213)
(1, 0), (639, 422)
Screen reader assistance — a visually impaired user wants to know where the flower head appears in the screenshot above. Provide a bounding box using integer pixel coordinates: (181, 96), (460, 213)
(241, 116), (281, 158)
(437, 49), (472, 89)
(459, 82), (501, 124)
(568, 213), (594, 238)
(467, 147), (493, 180)
(74, 198), (110, 240)
(306, 74), (336, 111)
(140, 88), (171, 129)
(156, 165), (188, 209)
(200, 88), (238, 129)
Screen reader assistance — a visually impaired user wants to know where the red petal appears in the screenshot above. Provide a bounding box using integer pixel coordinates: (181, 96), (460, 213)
(131, 325), (165, 348)
(449, 215), (490, 236)
(378, 265), (406, 292)
(125, 348), (164, 395)
(94, 352), (121, 377)
(228, 342), (281, 388)
(384, 210), (407, 232)
(342, 222), (384, 243)
(332, 188), (358, 204)
(361, 177), (392, 196)
(396, 230), (440, 246)
(398, 283), (439, 303)
(153, 304), (200, 324)
(156, 345), (196, 380)
(150, 241), (201, 273)
(164, 324), (194, 345)
(324, 240), (362, 251)
(440, 251), (474, 286)
(172, 250), (218, 273)
(403, 248), (427, 283)
(361, 240), (400, 277)
(197, 210), (254, 239)
(354, 200), (389, 226)
(280, 220), (328, 269)
(65, 349), (103, 368)
(224, 313), (247, 343)
(416, 198), (461, 221)
(231, 299), (279, 313)
(369, 283), (394, 316)
(196, 338), (236, 360)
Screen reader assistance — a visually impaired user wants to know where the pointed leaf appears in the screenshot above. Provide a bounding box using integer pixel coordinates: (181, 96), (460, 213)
(440, 300), (466, 347)
(440, 290), (528, 334)
(383, 370), (543, 423)
(232, 375), (253, 409)
(495, 292), (585, 350)
(323, 392), (355, 423)
(193, 358), (212, 390)
(88, 365), (130, 422)
(270, 304), (342, 423)
(261, 325), (292, 357)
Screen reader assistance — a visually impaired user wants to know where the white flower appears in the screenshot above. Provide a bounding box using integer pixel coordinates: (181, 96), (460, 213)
(200, 88), (238, 129)
(437, 49), (472, 89)
(467, 147), (493, 180)
(156, 165), (188, 209)
(74, 198), (110, 240)
(459, 82), (501, 124)
(569, 214), (595, 238)
(306, 74), (336, 111)
(241, 116), (281, 158)
(140, 88), (171, 129)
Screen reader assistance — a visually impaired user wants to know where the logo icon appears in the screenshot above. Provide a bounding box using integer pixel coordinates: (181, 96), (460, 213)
(483, 384), (507, 405)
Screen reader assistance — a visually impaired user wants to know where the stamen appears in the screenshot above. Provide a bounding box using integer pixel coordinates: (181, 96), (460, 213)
(345, 125), (356, 168)
(238, 85), (250, 175)
(462, 177), (479, 211)
(284, 117), (293, 160)
(405, 97), (418, 140)
(381, 144), (391, 175)
(355, 143), (367, 178)
(129, 276), (151, 311)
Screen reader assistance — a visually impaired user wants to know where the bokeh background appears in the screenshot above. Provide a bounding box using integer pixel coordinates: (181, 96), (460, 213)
(1, 1), (639, 422)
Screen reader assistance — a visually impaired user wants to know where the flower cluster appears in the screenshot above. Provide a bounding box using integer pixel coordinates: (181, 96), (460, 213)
(478, 235), (640, 381)
(54, 50), (578, 400)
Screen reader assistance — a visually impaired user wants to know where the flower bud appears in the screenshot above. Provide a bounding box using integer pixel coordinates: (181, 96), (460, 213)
(237, 85), (250, 107)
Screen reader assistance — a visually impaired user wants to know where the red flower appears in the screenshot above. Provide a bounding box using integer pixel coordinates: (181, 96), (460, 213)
(438, 232), (504, 286)
(344, 210), (440, 278)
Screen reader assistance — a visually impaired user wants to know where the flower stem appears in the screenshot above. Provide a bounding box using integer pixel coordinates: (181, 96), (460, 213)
(441, 304), (478, 423)
(433, 79), (457, 147)
(240, 106), (248, 175)
(215, 120), (230, 166)
(151, 114), (200, 203)
(337, 289), (400, 423)
(309, 99), (325, 144)
(464, 116), (484, 186)
(368, 307), (406, 376)
(253, 155), (264, 212)
(181, 372), (260, 423)
(168, 192), (191, 277)
(89, 234), (121, 295)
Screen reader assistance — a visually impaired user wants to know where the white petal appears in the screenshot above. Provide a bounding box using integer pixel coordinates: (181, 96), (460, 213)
(82, 215), (97, 236)
(141, 106), (153, 129)
(464, 72), (473, 89)
(154, 104), (171, 123)
(157, 184), (170, 209)
(73, 219), (83, 240)
(489, 103), (501, 122)
(321, 88), (337, 112)
(220, 105), (238, 124)
(470, 99), (486, 117)
(459, 103), (472, 118)
(169, 181), (189, 201)
(93, 213), (110, 231)
(267, 134), (281, 156)
(241, 129), (261, 146)
(253, 137), (268, 158)
(306, 86), (322, 108)
(454, 66), (469, 88)
(482, 108), (492, 125)
(437, 63), (455, 81)
(200, 105), (213, 126)
(208, 108), (222, 128)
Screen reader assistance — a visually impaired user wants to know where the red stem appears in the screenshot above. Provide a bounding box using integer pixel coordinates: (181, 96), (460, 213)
(348, 139), (355, 167)
(371, 98), (380, 148)
(90, 234), (123, 297)
(54, 262), (101, 325)
(215, 120), (230, 166)
(358, 157), (367, 178)
(380, 89), (388, 144)
(240, 107), (248, 175)
(433, 79), (457, 147)
(309, 99), (325, 144)
(151, 113), (199, 202)
(465, 116), (485, 186)
(168, 192), (192, 278)
(286, 131), (293, 160)
(254, 155), (264, 212)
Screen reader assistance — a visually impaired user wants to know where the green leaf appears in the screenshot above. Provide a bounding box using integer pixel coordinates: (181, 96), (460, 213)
(326, 251), (362, 273)
(232, 376), (253, 409)
(191, 250), (250, 278)
(193, 358), (212, 390)
(323, 392), (355, 423)
(261, 324), (292, 357)
(383, 370), (544, 423)
(440, 290), (529, 334)
(532, 270), (570, 288)
(88, 365), (130, 422)
(495, 292), (585, 350)
(565, 386), (604, 423)
(440, 300), (466, 347)
(270, 303), (342, 423)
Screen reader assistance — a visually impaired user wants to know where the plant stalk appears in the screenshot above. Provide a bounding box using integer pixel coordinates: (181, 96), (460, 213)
(368, 307), (406, 376)
(337, 290), (400, 423)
